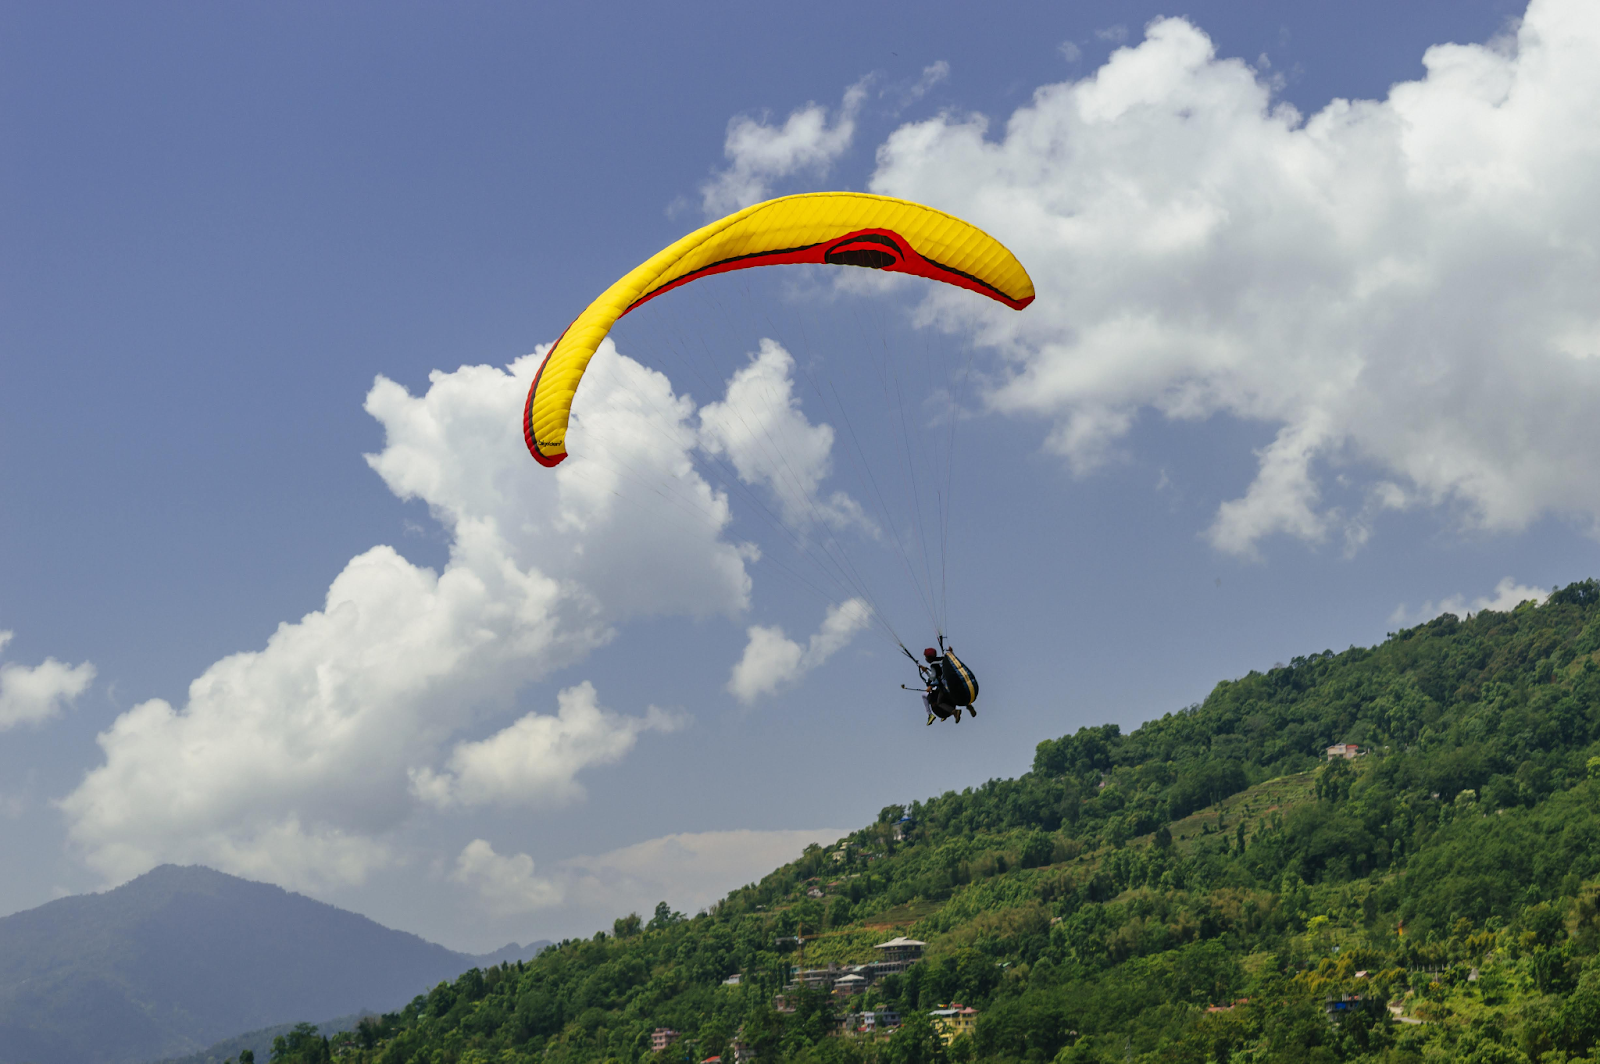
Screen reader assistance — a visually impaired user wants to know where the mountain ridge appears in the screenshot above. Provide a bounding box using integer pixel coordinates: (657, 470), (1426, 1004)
(0, 863), (548, 1064)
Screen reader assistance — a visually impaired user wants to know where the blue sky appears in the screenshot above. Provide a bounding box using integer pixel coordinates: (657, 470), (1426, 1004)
(4, 0), (1595, 952)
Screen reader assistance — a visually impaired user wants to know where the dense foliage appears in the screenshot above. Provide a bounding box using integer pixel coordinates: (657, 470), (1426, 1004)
(275, 579), (1600, 1064)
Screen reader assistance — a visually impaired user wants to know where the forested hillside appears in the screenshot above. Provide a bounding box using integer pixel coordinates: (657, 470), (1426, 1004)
(281, 579), (1600, 1063)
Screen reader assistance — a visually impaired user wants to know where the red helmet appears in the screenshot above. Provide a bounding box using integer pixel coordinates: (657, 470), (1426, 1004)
(923, 647), (939, 661)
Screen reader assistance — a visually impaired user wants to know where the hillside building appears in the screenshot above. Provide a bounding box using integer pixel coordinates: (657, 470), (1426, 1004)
(871, 937), (925, 975)
(929, 1004), (978, 1044)
(794, 963), (840, 989)
(780, 939), (925, 1000)
(859, 1009), (900, 1032)
(833, 973), (868, 996)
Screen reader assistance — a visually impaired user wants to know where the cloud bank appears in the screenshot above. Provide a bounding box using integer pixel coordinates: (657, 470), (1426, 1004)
(561, 827), (850, 919)
(868, 0), (1600, 556)
(60, 344), (753, 891)
(448, 827), (850, 925)
(450, 839), (564, 917)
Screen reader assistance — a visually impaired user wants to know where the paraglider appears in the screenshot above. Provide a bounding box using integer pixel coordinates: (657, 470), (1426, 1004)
(916, 642), (979, 725)
(521, 191), (1030, 725)
(522, 191), (1033, 467)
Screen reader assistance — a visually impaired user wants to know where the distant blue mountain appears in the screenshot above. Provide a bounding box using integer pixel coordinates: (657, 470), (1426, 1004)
(0, 864), (548, 1064)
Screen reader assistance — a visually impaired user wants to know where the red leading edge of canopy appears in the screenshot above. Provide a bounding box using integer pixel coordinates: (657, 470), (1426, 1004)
(623, 228), (1034, 315)
(523, 333), (568, 466)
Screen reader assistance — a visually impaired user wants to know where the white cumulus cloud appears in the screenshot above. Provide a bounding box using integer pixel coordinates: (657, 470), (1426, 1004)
(1390, 576), (1550, 626)
(702, 79), (870, 216)
(60, 343), (752, 892)
(411, 682), (684, 809)
(728, 598), (871, 703)
(698, 338), (870, 533)
(868, 0), (1600, 557)
(0, 631), (95, 730)
(451, 839), (564, 916)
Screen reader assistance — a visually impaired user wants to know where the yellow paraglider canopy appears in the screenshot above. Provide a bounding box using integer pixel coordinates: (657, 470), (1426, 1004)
(523, 191), (1034, 466)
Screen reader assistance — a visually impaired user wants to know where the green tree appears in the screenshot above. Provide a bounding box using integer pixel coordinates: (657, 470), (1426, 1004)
(1020, 831), (1055, 869)
(884, 1011), (948, 1064)
(269, 1023), (329, 1064)
(647, 901), (684, 931)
